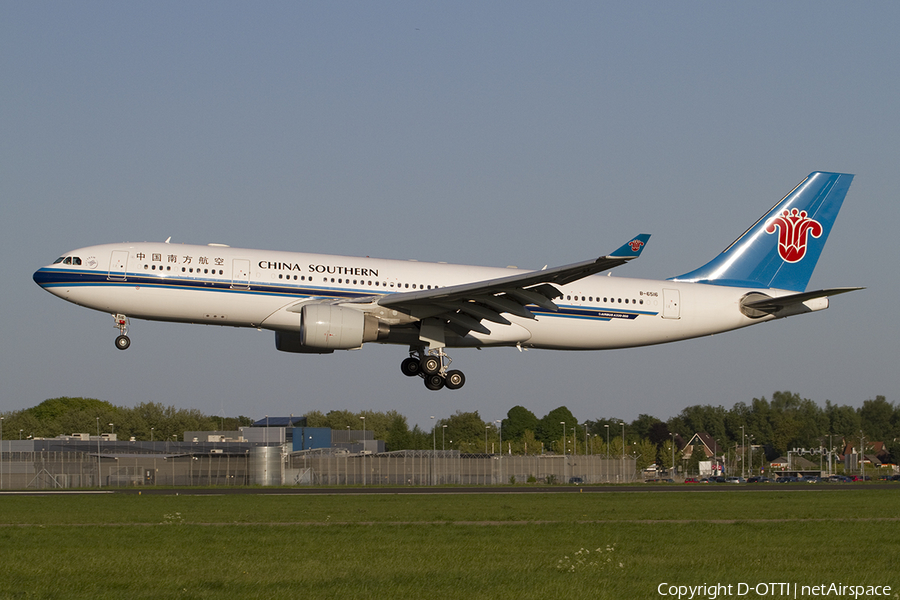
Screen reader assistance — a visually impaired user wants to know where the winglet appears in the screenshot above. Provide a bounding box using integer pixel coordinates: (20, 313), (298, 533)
(609, 234), (651, 259)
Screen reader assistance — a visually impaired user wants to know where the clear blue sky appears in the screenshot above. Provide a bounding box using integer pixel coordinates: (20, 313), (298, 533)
(2, 2), (897, 430)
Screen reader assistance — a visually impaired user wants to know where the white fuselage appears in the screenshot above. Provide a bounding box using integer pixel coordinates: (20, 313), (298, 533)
(35, 242), (782, 351)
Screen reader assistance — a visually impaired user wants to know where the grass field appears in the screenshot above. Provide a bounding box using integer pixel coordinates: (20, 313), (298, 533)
(1, 488), (898, 599)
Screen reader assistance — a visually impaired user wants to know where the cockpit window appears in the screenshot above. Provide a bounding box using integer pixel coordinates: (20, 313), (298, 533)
(53, 257), (65, 264)
(72, 257), (82, 265)
(55, 256), (82, 265)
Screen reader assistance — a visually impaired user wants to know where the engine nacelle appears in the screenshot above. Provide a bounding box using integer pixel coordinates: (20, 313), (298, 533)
(275, 332), (334, 354)
(300, 304), (388, 349)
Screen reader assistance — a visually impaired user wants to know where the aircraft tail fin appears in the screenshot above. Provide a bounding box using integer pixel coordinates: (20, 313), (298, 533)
(670, 172), (854, 292)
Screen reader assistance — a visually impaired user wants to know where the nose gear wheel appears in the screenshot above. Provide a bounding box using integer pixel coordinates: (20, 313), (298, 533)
(113, 314), (131, 350)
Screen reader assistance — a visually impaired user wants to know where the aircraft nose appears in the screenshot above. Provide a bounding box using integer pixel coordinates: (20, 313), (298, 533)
(33, 266), (54, 288)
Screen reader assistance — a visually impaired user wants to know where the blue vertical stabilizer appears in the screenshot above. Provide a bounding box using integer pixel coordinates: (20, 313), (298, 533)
(670, 172), (853, 292)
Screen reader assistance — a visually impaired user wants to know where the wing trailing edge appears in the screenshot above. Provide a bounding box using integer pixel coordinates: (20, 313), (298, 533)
(372, 234), (651, 346)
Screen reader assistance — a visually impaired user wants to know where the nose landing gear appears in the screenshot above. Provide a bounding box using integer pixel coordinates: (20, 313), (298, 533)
(113, 314), (131, 350)
(400, 347), (466, 391)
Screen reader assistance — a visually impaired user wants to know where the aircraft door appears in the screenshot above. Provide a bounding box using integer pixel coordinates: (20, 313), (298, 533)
(662, 288), (680, 319)
(232, 259), (250, 289)
(108, 251), (128, 281)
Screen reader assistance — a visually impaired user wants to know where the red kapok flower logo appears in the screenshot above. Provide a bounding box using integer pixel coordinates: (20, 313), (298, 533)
(765, 208), (823, 263)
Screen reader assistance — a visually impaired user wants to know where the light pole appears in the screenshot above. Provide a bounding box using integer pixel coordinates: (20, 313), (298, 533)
(360, 416), (366, 486)
(430, 416), (435, 486)
(442, 424), (447, 452)
(583, 423), (589, 482)
(1, 416), (4, 490)
(485, 426), (489, 454)
(747, 434), (752, 477)
(496, 420), (502, 483)
(860, 431), (865, 479)
(621, 422), (626, 483)
(583, 423), (588, 457)
(604, 424), (610, 483)
(151, 427), (154, 442)
(572, 426), (576, 457)
(740, 425), (745, 479)
(560, 422), (566, 457)
(829, 433), (834, 476)
(96, 417), (101, 488)
(670, 432), (676, 479)
(560, 422), (566, 483)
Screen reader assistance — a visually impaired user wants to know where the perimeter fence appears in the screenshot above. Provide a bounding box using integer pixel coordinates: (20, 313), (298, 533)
(0, 449), (637, 489)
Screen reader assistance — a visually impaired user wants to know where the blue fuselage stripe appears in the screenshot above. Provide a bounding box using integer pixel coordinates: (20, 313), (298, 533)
(33, 268), (658, 323)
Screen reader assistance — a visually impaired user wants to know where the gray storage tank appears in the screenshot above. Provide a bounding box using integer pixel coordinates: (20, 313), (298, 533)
(250, 446), (283, 486)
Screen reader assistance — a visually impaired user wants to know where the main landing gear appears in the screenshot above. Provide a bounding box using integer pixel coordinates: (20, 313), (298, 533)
(113, 314), (131, 350)
(400, 347), (466, 391)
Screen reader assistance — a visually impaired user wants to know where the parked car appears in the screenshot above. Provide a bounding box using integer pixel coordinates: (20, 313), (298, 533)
(684, 478), (699, 483)
(568, 477), (584, 484)
(725, 476), (745, 484)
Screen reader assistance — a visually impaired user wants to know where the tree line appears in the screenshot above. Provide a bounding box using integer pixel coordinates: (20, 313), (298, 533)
(3, 391), (897, 471)
(0, 397), (252, 443)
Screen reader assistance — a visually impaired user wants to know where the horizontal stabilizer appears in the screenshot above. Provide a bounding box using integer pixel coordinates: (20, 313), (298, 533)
(740, 287), (863, 317)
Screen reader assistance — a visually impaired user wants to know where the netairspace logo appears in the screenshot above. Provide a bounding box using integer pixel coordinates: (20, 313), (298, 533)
(657, 582), (894, 600)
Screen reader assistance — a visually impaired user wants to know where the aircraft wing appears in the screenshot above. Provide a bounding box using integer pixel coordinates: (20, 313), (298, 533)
(366, 234), (650, 339)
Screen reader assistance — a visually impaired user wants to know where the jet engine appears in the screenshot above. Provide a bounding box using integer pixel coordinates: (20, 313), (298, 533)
(299, 304), (389, 349)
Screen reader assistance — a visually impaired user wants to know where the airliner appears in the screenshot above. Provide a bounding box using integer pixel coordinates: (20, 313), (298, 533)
(33, 172), (860, 390)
